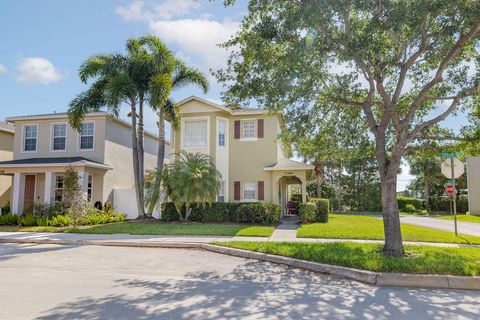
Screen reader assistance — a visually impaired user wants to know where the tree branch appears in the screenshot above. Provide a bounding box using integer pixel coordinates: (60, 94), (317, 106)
(415, 135), (466, 141)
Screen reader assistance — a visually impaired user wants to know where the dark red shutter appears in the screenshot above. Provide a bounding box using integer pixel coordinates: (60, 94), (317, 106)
(257, 119), (264, 138)
(234, 181), (241, 201)
(258, 181), (264, 201)
(234, 120), (240, 139)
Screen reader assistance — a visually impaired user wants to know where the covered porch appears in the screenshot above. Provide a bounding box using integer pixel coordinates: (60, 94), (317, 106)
(265, 158), (314, 216)
(0, 157), (111, 215)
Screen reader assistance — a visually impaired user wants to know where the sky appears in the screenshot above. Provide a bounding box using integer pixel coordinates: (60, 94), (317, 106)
(0, 0), (470, 190)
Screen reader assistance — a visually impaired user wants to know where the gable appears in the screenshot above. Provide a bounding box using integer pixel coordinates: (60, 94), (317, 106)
(178, 99), (224, 114)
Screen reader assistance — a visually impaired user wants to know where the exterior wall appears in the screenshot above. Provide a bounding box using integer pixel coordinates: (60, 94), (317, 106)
(103, 119), (160, 204)
(467, 156), (480, 215)
(0, 130), (14, 207)
(11, 116), (106, 163)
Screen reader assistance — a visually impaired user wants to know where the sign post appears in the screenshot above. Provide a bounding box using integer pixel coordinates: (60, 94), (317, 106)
(440, 153), (464, 236)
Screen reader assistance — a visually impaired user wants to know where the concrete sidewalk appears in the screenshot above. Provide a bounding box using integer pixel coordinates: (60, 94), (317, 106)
(1, 231), (479, 248)
(400, 216), (480, 236)
(269, 215), (299, 241)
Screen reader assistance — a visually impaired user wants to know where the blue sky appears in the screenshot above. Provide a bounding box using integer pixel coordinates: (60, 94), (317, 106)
(0, 0), (470, 190)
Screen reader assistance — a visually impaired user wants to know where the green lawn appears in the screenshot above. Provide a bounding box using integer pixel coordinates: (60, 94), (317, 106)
(297, 214), (480, 244)
(437, 215), (480, 224)
(0, 223), (275, 237)
(216, 241), (480, 276)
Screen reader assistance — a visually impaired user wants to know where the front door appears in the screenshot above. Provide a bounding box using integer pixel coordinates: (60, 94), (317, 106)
(24, 175), (36, 211)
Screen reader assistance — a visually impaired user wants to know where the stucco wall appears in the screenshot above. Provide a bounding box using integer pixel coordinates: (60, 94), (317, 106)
(0, 130), (14, 206)
(467, 156), (480, 215)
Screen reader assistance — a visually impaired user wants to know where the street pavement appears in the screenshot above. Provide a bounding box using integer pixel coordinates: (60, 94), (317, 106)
(0, 243), (479, 320)
(400, 215), (480, 236)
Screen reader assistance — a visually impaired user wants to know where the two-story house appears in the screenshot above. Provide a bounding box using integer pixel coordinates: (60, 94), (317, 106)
(0, 112), (164, 216)
(172, 96), (313, 215)
(0, 121), (14, 208)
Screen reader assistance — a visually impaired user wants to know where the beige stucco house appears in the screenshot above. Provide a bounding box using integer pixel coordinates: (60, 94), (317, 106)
(0, 112), (164, 216)
(466, 156), (480, 215)
(0, 121), (14, 208)
(172, 96), (313, 214)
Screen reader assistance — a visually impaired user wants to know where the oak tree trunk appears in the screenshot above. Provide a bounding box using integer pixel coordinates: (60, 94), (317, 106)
(424, 173), (431, 212)
(314, 158), (324, 198)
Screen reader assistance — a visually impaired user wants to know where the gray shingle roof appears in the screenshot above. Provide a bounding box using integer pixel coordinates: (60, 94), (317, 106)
(0, 121), (14, 133)
(0, 157), (103, 166)
(265, 158), (315, 170)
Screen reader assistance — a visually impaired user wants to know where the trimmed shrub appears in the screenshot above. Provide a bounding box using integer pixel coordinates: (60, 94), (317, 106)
(397, 196), (423, 210)
(299, 203), (316, 223)
(19, 214), (37, 226)
(36, 217), (50, 226)
(0, 213), (18, 225)
(49, 215), (72, 227)
(235, 203), (264, 223)
(83, 212), (109, 225)
(430, 195), (468, 213)
(401, 204), (418, 213)
(314, 198), (330, 223)
(255, 203), (281, 224)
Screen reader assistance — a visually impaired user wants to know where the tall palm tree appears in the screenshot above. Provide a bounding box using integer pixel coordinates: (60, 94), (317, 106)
(68, 46), (152, 218)
(162, 151), (222, 221)
(138, 36), (209, 215)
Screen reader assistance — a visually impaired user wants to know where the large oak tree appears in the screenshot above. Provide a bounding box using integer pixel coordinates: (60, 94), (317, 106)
(217, 0), (480, 255)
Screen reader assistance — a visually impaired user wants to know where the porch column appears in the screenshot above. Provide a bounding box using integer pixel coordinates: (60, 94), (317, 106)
(44, 172), (54, 205)
(11, 173), (22, 215)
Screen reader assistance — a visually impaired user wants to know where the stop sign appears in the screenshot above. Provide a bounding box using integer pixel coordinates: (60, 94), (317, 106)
(445, 185), (455, 194)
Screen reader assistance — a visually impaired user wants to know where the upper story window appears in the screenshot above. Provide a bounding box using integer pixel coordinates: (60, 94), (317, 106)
(243, 120), (256, 139)
(80, 122), (94, 150)
(23, 124), (38, 152)
(184, 119), (207, 147)
(243, 182), (256, 201)
(218, 120), (226, 147)
(52, 123), (67, 151)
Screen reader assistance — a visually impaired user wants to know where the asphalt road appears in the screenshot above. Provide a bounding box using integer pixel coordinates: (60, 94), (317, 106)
(0, 243), (479, 320)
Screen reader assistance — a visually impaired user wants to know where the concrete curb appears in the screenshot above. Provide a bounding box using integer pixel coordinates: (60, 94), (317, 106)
(1, 238), (479, 291)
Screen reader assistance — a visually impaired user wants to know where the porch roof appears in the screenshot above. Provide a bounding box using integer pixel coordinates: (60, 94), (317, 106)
(264, 158), (314, 171)
(0, 157), (112, 170)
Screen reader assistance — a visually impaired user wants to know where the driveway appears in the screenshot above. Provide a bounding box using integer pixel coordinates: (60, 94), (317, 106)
(400, 216), (480, 236)
(0, 243), (479, 320)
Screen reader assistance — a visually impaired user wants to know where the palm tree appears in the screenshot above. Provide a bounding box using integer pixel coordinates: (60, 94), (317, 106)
(138, 36), (209, 215)
(162, 151), (222, 221)
(68, 44), (154, 218)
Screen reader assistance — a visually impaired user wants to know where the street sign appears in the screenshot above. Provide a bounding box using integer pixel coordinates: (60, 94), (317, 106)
(444, 180), (454, 187)
(440, 152), (456, 159)
(441, 158), (464, 179)
(445, 185), (455, 194)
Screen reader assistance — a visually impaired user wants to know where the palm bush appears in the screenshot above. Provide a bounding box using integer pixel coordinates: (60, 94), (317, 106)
(162, 151), (222, 221)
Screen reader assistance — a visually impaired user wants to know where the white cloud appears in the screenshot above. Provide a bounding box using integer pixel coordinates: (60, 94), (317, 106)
(116, 0), (201, 22)
(0, 64), (6, 74)
(115, 1), (145, 21)
(15, 57), (62, 85)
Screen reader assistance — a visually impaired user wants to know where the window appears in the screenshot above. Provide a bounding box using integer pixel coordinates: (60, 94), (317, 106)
(184, 119), (207, 147)
(218, 120), (226, 147)
(242, 120), (256, 139)
(52, 123), (67, 151)
(243, 182), (256, 201)
(87, 174), (93, 201)
(218, 181), (225, 202)
(80, 122), (94, 150)
(54, 176), (64, 202)
(23, 125), (37, 152)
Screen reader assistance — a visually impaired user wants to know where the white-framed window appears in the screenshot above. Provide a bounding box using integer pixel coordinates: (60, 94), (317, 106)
(218, 181), (225, 202)
(184, 119), (207, 147)
(242, 120), (256, 139)
(23, 124), (38, 152)
(51, 123), (67, 151)
(243, 182), (256, 201)
(218, 120), (226, 147)
(79, 122), (94, 150)
(87, 174), (93, 201)
(54, 176), (64, 202)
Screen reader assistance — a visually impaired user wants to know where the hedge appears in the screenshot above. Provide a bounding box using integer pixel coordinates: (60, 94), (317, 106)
(298, 198), (329, 223)
(298, 203), (316, 223)
(397, 196), (423, 210)
(160, 202), (281, 224)
(430, 195), (468, 213)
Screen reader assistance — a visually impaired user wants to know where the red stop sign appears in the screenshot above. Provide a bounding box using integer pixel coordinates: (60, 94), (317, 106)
(445, 185), (454, 194)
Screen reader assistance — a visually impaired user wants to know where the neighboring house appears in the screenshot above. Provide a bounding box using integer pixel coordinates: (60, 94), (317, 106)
(172, 96), (313, 215)
(0, 112), (166, 217)
(0, 121), (14, 208)
(466, 156), (480, 215)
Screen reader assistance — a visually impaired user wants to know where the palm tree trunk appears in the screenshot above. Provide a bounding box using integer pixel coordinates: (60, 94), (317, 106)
(130, 103), (144, 218)
(137, 98), (145, 217)
(147, 110), (165, 215)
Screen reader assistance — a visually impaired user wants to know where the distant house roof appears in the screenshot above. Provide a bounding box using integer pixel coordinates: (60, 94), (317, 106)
(0, 121), (14, 134)
(5, 112), (167, 144)
(264, 158), (315, 171)
(175, 96), (268, 115)
(0, 157), (112, 170)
